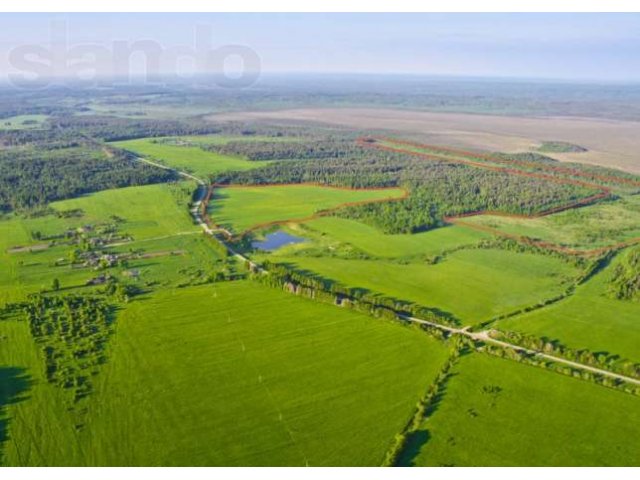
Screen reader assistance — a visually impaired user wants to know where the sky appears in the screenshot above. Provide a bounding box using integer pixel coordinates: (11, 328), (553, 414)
(1, 13), (639, 83)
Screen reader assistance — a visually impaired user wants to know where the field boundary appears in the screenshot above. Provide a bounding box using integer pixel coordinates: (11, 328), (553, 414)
(359, 137), (640, 256)
(369, 137), (640, 188)
(200, 182), (409, 240)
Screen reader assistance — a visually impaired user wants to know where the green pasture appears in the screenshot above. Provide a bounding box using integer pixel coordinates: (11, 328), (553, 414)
(461, 195), (640, 251)
(0, 114), (48, 130)
(110, 138), (263, 178)
(210, 184), (406, 234)
(264, 248), (580, 325)
(406, 353), (640, 466)
(0, 281), (449, 466)
(296, 217), (490, 259)
(497, 248), (640, 363)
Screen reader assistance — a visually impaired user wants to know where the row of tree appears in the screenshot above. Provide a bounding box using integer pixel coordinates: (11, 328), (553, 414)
(251, 260), (460, 326)
(489, 329), (640, 381)
(381, 340), (466, 467)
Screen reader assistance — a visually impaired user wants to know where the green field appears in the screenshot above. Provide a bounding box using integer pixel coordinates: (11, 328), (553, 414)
(405, 353), (640, 466)
(293, 217), (490, 259)
(0, 114), (48, 130)
(497, 249), (640, 363)
(211, 185), (406, 234)
(263, 248), (579, 325)
(110, 138), (264, 178)
(460, 195), (640, 251)
(0, 182), (211, 304)
(0, 281), (450, 466)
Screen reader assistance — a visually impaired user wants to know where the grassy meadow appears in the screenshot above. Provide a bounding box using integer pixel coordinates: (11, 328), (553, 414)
(296, 217), (491, 259)
(405, 353), (640, 466)
(459, 195), (640, 251)
(497, 248), (640, 363)
(210, 185), (406, 234)
(0, 281), (450, 466)
(110, 138), (264, 178)
(263, 248), (579, 325)
(0, 114), (48, 130)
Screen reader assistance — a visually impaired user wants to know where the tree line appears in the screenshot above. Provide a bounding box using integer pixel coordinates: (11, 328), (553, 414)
(0, 145), (177, 212)
(219, 151), (598, 234)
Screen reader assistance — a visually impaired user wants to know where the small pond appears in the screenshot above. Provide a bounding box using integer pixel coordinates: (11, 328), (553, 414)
(252, 231), (306, 251)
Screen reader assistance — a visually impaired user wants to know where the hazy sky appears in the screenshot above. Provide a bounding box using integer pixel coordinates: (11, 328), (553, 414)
(1, 13), (639, 82)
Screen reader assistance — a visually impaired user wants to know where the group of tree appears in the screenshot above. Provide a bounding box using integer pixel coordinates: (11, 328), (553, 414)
(204, 137), (362, 161)
(0, 145), (177, 212)
(22, 293), (114, 404)
(220, 151), (599, 233)
(608, 247), (640, 300)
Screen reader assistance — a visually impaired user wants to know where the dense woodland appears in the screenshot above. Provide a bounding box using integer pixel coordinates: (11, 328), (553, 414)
(220, 154), (598, 233)
(0, 146), (176, 212)
(203, 138), (362, 160)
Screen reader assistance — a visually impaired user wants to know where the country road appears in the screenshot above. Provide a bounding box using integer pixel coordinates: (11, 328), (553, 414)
(128, 150), (640, 390)
(130, 154), (257, 268)
(401, 314), (640, 387)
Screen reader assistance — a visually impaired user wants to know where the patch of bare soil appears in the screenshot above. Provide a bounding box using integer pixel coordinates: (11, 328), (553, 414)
(210, 108), (640, 174)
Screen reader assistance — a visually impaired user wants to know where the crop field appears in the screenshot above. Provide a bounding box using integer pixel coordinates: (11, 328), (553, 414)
(0, 281), (450, 466)
(458, 195), (640, 252)
(405, 353), (640, 466)
(497, 249), (640, 364)
(110, 138), (264, 178)
(2, 79), (640, 468)
(291, 217), (491, 259)
(210, 184), (406, 234)
(262, 248), (580, 325)
(213, 107), (640, 174)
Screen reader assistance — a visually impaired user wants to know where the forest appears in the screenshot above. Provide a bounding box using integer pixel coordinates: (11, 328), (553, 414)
(0, 145), (177, 212)
(220, 154), (598, 233)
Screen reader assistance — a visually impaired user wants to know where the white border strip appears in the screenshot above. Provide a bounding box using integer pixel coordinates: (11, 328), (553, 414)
(2, 0), (640, 13)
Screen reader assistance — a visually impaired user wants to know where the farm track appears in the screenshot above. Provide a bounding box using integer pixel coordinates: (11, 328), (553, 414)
(400, 315), (640, 387)
(124, 143), (640, 393)
(358, 137), (640, 256)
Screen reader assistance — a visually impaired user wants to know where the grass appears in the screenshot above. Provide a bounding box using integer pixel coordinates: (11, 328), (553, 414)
(497, 248), (640, 363)
(0, 281), (450, 466)
(405, 353), (640, 466)
(263, 248), (579, 325)
(210, 184), (406, 234)
(296, 217), (490, 259)
(110, 138), (264, 178)
(0, 114), (48, 130)
(0, 182), (212, 304)
(459, 195), (640, 251)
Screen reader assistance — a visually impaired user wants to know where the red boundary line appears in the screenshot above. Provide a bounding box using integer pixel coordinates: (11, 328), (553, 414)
(358, 137), (640, 256)
(200, 182), (409, 240)
(198, 138), (640, 257)
(369, 137), (640, 188)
